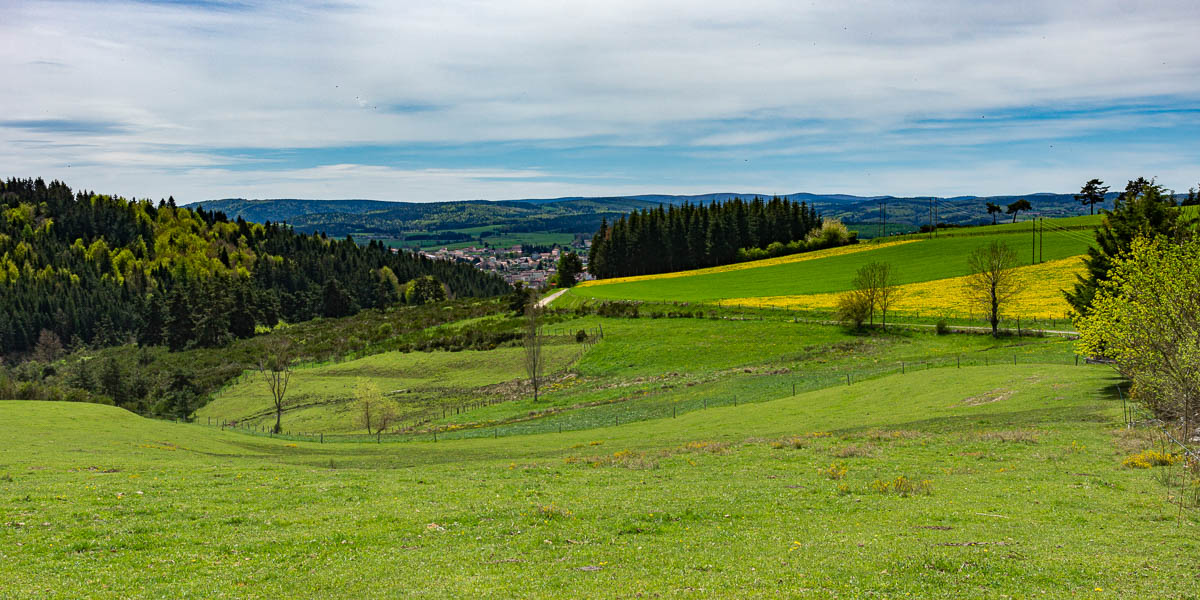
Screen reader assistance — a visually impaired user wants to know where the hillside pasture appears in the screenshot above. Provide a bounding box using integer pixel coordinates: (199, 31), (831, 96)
(3, 363), (1196, 598)
(571, 228), (1092, 304)
(196, 344), (584, 434)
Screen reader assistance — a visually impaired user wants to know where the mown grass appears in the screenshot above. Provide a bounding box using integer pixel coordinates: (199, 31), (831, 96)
(2, 363), (1196, 598)
(572, 228), (1092, 304)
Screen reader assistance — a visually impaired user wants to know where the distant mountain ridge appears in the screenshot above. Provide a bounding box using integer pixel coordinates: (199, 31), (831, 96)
(194, 191), (1116, 239)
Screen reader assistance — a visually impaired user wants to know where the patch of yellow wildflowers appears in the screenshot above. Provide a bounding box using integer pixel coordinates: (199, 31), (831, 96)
(720, 255), (1086, 320)
(578, 239), (922, 287)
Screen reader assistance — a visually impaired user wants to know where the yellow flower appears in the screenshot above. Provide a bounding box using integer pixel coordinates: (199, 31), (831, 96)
(722, 255), (1086, 319)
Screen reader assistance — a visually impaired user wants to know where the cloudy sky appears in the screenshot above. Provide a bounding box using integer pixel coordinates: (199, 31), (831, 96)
(3, 0), (1199, 203)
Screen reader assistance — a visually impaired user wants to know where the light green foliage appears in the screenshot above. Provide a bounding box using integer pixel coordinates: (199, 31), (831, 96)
(405, 275), (446, 305)
(805, 218), (852, 246)
(1, 363), (1195, 597)
(352, 377), (397, 435)
(1077, 237), (1200, 421)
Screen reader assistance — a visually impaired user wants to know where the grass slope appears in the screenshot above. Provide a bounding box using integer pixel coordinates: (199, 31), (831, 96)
(197, 344), (583, 433)
(195, 316), (1082, 439)
(572, 227), (1092, 304)
(2, 365), (1195, 598)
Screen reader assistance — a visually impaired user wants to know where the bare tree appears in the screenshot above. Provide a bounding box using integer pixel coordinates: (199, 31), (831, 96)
(965, 242), (1022, 337)
(257, 337), (293, 433)
(354, 378), (397, 435)
(850, 262), (902, 328)
(523, 305), (547, 402)
(873, 264), (903, 330)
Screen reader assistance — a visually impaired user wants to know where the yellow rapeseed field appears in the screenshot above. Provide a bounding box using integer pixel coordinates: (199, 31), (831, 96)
(578, 239), (922, 287)
(719, 255), (1086, 320)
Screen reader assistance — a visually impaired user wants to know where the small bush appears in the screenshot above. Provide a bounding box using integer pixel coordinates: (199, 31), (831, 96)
(818, 463), (848, 480)
(771, 436), (808, 450)
(935, 320), (950, 335)
(871, 476), (932, 496)
(1122, 449), (1182, 469)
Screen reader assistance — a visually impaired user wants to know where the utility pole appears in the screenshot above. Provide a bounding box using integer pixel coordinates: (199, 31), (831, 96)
(1038, 217), (1043, 263)
(1032, 215), (1037, 265)
(929, 198), (934, 239)
(933, 198), (939, 238)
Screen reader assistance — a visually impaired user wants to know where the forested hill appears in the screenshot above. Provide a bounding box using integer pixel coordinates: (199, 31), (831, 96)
(0, 178), (509, 356)
(195, 191), (1112, 240)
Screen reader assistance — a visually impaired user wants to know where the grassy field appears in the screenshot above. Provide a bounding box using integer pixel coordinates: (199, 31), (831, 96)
(195, 314), (1085, 441)
(3, 362), (1196, 598)
(571, 228), (1092, 304)
(196, 343), (585, 434)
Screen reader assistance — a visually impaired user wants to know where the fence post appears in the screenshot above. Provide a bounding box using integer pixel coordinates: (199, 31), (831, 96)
(901, 362), (905, 374)
(433, 430), (437, 442)
(846, 374), (851, 386)
(673, 406), (676, 418)
(1013, 354), (1017, 365)
(1075, 355), (1079, 366)
(957, 355), (960, 369)
(792, 382), (796, 395)
(320, 433), (323, 444)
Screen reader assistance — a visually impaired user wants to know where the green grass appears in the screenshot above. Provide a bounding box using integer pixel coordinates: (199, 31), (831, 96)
(3, 363), (1196, 598)
(195, 315), (1083, 441)
(570, 228), (1093, 304)
(196, 344), (584, 434)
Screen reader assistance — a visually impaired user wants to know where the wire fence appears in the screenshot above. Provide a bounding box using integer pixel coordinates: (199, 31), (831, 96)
(194, 347), (1089, 444)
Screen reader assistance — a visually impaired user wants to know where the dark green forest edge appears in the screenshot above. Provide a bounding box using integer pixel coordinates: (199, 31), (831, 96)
(0, 178), (510, 412)
(587, 197), (843, 278)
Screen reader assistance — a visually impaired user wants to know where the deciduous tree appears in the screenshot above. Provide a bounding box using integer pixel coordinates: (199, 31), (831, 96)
(965, 241), (1021, 337)
(257, 337), (293, 434)
(1077, 237), (1200, 434)
(523, 305), (547, 402)
(353, 378), (398, 435)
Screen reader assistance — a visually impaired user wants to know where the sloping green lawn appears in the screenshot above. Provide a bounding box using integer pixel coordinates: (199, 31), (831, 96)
(2, 363), (1195, 598)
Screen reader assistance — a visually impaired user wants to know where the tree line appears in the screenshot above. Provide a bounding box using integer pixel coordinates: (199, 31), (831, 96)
(0, 178), (509, 358)
(588, 197), (827, 278)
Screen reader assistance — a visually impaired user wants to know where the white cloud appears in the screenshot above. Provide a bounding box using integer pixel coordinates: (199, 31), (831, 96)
(2, 0), (1199, 199)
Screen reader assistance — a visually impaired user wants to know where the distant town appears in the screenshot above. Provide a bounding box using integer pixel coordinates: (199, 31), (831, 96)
(414, 239), (593, 288)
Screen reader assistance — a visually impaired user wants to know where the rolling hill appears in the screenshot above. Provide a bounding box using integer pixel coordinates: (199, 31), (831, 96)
(193, 191), (1117, 241)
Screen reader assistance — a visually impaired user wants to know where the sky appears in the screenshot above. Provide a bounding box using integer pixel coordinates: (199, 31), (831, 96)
(2, 0), (1199, 203)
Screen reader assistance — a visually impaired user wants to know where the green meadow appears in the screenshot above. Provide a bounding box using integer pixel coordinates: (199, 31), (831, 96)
(3, 362), (1196, 598)
(570, 228), (1092, 305)
(196, 315), (1083, 441)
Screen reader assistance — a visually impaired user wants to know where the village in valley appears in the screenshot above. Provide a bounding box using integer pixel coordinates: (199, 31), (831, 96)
(419, 239), (593, 288)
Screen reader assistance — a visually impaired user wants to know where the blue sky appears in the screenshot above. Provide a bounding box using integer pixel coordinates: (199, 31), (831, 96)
(2, 0), (1198, 202)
